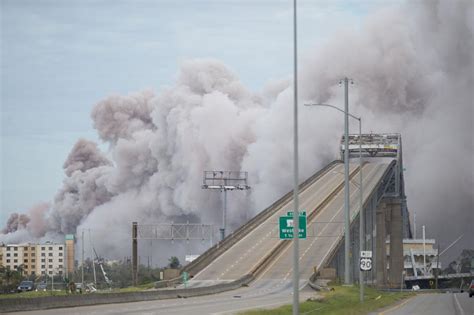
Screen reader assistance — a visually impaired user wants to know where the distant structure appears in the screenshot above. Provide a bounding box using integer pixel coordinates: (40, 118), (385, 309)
(389, 238), (440, 278)
(0, 235), (75, 278)
(65, 234), (75, 277)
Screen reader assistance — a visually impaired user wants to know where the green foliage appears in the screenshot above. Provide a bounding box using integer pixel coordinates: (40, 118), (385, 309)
(240, 285), (413, 315)
(0, 265), (23, 293)
(168, 256), (181, 269)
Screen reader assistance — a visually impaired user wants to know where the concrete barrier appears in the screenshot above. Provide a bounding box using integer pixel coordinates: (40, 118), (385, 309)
(0, 275), (255, 313)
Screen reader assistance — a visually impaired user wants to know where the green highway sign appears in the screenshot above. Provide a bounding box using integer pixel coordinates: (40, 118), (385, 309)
(279, 211), (307, 239)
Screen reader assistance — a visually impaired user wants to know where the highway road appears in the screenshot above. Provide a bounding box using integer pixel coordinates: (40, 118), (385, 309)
(4, 282), (318, 315)
(372, 292), (473, 315)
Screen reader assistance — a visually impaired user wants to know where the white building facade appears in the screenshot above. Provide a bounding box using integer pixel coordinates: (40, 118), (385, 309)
(0, 242), (65, 277)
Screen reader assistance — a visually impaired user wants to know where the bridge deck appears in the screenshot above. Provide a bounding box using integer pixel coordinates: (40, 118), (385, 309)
(188, 162), (391, 286)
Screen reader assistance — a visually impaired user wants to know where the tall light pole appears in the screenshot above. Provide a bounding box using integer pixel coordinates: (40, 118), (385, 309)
(343, 77), (350, 285)
(304, 101), (363, 295)
(292, 0), (300, 314)
(202, 171), (250, 241)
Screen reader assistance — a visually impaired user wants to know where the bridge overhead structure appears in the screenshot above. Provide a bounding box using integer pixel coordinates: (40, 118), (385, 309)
(342, 133), (409, 237)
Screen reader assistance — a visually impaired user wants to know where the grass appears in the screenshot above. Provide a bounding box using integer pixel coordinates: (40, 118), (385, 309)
(0, 290), (69, 299)
(0, 282), (158, 299)
(240, 285), (413, 315)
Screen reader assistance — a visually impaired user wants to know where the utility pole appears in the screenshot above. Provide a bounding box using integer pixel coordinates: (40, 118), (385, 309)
(422, 225), (426, 275)
(81, 230), (84, 286)
(435, 242), (440, 289)
(132, 222), (138, 286)
(89, 229), (97, 285)
(358, 118), (364, 301)
(343, 77), (351, 285)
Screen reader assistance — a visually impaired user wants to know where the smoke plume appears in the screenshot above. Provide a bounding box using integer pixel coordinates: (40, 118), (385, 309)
(2, 213), (30, 234)
(1, 1), (472, 265)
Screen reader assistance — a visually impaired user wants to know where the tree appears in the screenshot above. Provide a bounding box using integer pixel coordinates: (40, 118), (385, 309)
(168, 256), (181, 269)
(0, 266), (22, 293)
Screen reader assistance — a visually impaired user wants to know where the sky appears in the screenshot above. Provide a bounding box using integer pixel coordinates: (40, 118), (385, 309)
(1, 0), (384, 223)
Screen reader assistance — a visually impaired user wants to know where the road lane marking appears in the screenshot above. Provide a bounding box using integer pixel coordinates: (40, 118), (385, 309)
(453, 293), (465, 315)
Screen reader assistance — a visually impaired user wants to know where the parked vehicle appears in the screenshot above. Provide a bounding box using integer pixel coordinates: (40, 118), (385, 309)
(17, 280), (34, 292)
(35, 282), (47, 291)
(469, 279), (474, 298)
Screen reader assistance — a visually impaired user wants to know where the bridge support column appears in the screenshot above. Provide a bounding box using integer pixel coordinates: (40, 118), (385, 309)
(376, 202), (387, 287)
(387, 198), (403, 288)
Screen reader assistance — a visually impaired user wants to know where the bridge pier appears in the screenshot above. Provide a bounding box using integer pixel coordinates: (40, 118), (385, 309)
(375, 198), (403, 288)
(387, 198), (403, 288)
(376, 202), (387, 287)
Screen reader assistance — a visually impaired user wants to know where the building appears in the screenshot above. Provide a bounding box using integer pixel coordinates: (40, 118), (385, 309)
(1, 244), (27, 273)
(65, 234), (75, 276)
(37, 242), (65, 277)
(386, 238), (440, 279)
(0, 241), (68, 277)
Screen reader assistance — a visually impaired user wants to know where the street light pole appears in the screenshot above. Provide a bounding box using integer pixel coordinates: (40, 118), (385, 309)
(304, 98), (363, 290)
(358, 117), (364, 302)
(343, 77), (351, 285)
(292, 0), (300, 314)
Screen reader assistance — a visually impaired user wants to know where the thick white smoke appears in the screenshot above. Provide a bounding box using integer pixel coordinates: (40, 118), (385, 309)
(1, 1), (472, 265)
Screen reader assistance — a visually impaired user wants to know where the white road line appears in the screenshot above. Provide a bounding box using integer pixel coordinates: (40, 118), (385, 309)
(453, 293), (465, 315)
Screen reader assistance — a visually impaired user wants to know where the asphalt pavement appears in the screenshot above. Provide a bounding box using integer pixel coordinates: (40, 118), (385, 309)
(4, 281), (317, 315)
(372, 292), (473, 315)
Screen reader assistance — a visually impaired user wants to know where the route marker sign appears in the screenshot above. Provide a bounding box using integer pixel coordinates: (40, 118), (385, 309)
(279, 211), (307, 239)
(360, 250), (372, 271)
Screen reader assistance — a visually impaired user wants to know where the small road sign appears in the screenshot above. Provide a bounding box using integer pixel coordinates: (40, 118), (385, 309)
(360, 250), (372, 258)
(279, 210), (307, 239)
(182, 271), (189, 288)
(360, 257), (372, 271)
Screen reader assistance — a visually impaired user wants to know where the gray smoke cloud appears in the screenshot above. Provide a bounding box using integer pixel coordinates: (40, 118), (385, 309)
(63, 139), (112, 176)
(2, 213), (30, 234)
(1, 1), (472, 265)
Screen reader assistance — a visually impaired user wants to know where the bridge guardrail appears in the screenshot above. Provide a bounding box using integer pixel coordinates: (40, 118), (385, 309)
(0, 275), (256, 313)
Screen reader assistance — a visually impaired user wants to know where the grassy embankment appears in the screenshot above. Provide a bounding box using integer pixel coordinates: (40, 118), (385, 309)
(240, 285), (413, 315)
(0, 282), (157, 299)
